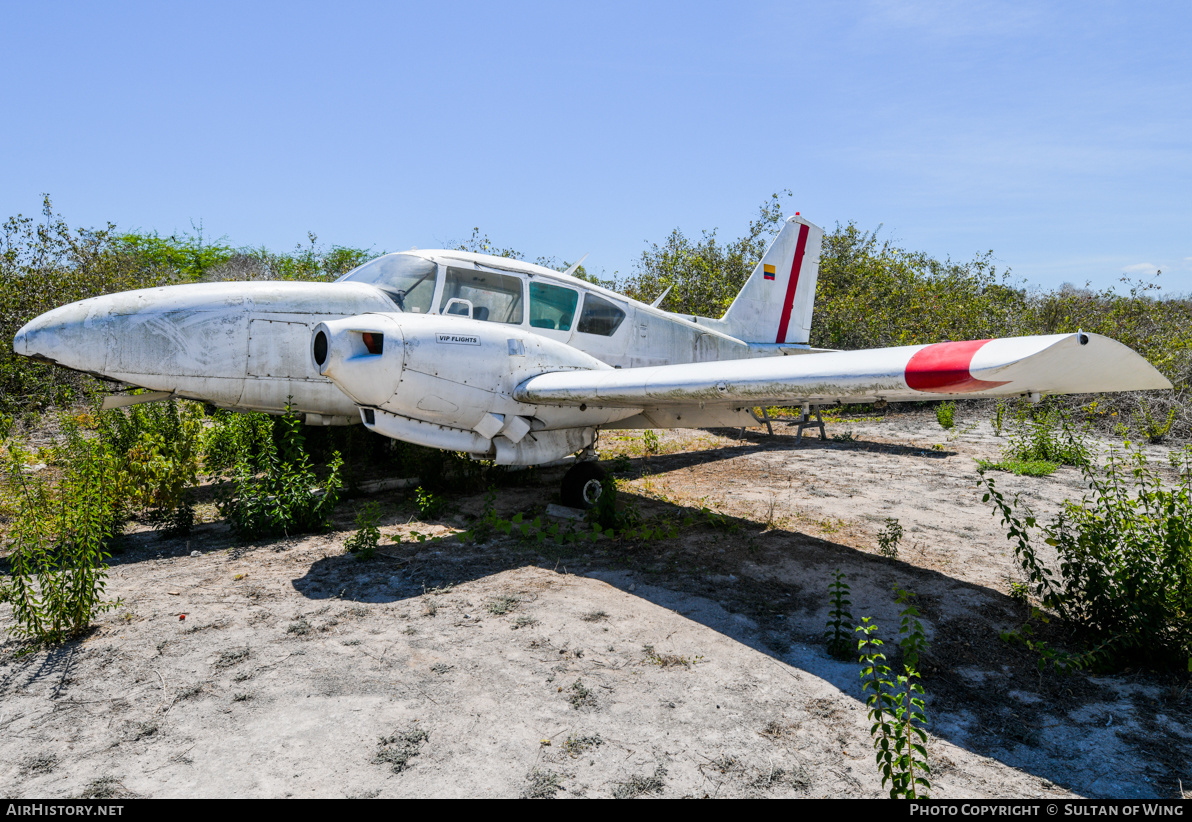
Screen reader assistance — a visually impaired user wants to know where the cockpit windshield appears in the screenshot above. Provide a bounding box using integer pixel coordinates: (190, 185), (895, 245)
(337, 253), (438, 313)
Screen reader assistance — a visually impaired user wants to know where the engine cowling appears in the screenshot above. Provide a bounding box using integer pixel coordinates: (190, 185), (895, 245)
(312, 313), (641, 464)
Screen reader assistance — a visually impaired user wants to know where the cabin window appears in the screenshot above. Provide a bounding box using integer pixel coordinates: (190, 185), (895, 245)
(529, 282), (579, 331)
(577, 293), (626, 336)
(440, 267), (524, 324)
(336, 253), (438, 314)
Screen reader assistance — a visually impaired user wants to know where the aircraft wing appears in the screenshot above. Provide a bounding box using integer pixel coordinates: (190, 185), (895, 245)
(514, 333), (1171, 407)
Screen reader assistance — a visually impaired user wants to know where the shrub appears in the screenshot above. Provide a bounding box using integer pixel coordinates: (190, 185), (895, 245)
(935, 401), (955, 430)
(981, 404), (1089, 476)
(96, 398), (204, 533)
(876, 518), (903, 558)
(642, 429), (662, 454)
(3, 437), (122, 643)
(414, 486), (445, 519)
(981, 444), (1192, 671)
(216, 411), (343, 540)
(202, 409), (275, 477)
(1135, 404), (1176, 444)
(344, 502), (383, 560)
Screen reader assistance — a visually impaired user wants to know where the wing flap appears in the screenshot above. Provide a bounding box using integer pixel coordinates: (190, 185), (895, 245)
(515, 333), (1171, 407)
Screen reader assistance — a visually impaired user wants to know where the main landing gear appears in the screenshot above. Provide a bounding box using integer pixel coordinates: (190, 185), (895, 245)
(560, 460), (606, 509)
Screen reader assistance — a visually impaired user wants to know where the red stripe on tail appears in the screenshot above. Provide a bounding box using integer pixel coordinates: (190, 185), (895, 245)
(774, 224), (810, 344)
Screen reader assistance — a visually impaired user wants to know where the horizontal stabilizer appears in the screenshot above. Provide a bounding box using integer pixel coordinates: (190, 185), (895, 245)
(515, 333), (1171, 407)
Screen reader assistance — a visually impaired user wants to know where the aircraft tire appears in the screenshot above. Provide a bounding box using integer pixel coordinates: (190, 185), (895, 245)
(561, 461), (606, 510)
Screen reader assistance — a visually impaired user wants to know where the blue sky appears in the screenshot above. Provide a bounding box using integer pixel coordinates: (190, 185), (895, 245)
(3, 1), (1189, 294)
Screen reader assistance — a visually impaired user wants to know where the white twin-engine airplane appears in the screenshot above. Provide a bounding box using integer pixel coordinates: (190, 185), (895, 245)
(14, 215), (1171, 507)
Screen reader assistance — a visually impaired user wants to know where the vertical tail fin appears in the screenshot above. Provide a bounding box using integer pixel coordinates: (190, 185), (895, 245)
(708, 215), (824, 345)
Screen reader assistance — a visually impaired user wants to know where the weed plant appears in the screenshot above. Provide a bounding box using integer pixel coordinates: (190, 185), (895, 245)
(216, 411), (343, 539)
(2, 436), (122, 642)
(824, 570), (854, 659)
(95, 397), (204, 533)
(979, 404), (1089, 476)
(935, 401), (955, 430)
(642, 429), (662, 455)
(877, 518), (903, 558)
(856, 587), (931, 799)
(202, 409), (275, 476)
(414, 486), (445, 519)
(344, 502), (382, 560)
(981, 443), (1192, 671)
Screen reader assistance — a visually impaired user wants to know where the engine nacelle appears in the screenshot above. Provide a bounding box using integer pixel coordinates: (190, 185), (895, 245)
(312, 313), (641, 464)
(311, 314), (405, 408)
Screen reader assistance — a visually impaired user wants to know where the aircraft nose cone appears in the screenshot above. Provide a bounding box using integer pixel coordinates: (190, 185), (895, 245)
(13, 299), (109, 372)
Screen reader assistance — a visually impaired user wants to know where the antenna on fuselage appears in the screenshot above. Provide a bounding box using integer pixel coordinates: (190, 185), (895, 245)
(560, 253), (589, 278)
(649, 286), (672, 309)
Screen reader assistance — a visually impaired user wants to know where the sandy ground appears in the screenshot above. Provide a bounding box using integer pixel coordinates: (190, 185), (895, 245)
(1, 407), (1190, 799)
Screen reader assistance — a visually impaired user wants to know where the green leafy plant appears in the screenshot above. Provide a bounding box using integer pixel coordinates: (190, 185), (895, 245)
(202, 409), (275, 477)
(877, 517), (903, 558)
(980, 443), (1192, 671)
(856, 587), (931, 799)
(981, 405), (1089, 475)
(344, 502), (383, 560)
(642, 429), (662, 455)
(96, 397), (204, 533)
(3, 438), (123, 643)
(824, 570), (854, 659)
(992, 400), (1008, 437)
(1135, 404), (1176, 444)
(974, 457), (1059, 477)
(935, 401), (955, 430)
(216, 410), (343, 540)
(414, 486), (445, 519)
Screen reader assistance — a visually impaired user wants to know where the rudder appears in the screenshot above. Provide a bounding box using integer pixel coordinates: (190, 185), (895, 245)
(709, 215), (824, 345)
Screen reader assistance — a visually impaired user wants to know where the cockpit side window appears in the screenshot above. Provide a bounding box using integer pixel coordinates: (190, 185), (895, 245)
(337, 253), (438, 314)
(529, 282), (579, 331)
(577, 293), (626, 336)
(440, 267), (524, 324)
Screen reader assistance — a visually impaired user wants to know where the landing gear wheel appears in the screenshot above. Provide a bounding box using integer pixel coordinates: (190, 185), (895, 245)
(561, 461), (606, 510)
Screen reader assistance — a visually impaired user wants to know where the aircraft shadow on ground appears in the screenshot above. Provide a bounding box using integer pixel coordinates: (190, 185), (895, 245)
(281, 481), (1180, 799)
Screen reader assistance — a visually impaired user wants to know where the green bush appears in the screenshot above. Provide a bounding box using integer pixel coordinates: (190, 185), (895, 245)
(202, 409), (275, 476)
(935, 402), (955, 430)
(981, 404), (1089, 476)
(975, 457), (1060, 477)
(876, 518), (903, 558)
(344, 502), (383, 560)
(981, 444), (1192, 671)
(216, 412), (343, 540)
(3, 437), (122, 643)
(414, 486), (445, 519)
(95, 397), (204, 533)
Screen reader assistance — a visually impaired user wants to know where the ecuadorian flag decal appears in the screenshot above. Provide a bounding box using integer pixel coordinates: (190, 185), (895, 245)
(763, 263), (776, 281)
